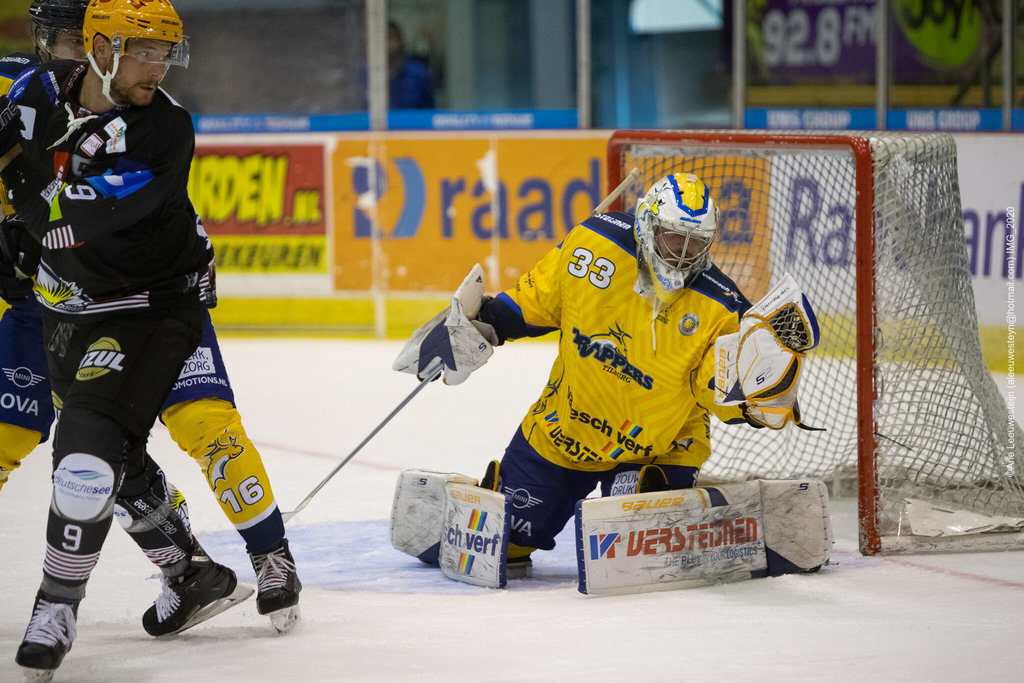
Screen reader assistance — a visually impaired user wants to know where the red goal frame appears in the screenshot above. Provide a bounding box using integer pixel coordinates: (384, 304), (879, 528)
(607, 130), (883, 554)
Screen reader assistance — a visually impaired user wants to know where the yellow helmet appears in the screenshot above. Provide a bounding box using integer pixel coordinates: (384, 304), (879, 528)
(83, 0), (188, 67)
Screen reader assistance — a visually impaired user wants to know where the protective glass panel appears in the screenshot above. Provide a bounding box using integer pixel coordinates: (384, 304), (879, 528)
(887, 0), (1006, 111)
(388, 0), (576, 112)
(743, 0), (877, 110)
(163, 0), (367, 115)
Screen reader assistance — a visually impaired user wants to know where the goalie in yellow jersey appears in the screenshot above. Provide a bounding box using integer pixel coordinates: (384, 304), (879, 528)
(395, 172), (820, 578)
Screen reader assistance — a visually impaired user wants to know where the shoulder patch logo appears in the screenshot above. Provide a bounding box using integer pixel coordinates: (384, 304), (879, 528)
(104, 117), (127, 154)
(81, 133), (103, 157)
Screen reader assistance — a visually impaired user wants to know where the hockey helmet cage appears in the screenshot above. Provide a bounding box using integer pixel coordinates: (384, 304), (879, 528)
(83, 0), (189, 68)
(634, 172), (719, 308)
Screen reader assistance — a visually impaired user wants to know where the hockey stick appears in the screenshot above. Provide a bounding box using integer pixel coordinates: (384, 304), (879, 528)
(590, 166), (640, 216)
(281, 171), (642, 523)
(281, 357), (443, 524)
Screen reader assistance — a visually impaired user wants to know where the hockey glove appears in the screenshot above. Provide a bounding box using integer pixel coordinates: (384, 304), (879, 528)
(393, 263), (499, 386)
(714, 273), (820, 430)
(0, 215), (41, 279)
(0, 96), (24, 158)
(0, 260), (32, 304)
(0, 216), (38, 305)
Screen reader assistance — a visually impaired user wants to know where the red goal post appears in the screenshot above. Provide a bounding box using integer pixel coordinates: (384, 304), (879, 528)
(607, 129), (1024, 555)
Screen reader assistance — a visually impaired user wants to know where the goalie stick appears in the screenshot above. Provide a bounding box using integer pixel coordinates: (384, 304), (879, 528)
(281, 358), (443, 523)
(590, 166), (640, 216)
(285, 170), (643, 523)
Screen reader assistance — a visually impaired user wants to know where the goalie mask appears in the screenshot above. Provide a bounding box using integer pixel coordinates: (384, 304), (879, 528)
(634, 173), (719, 310)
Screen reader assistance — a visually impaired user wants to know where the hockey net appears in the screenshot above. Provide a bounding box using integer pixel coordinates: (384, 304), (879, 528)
(608, 130), (1024, 554)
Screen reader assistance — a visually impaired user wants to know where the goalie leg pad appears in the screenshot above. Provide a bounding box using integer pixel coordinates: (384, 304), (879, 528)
(575, 478), (832, 595)
(759, 478), (832, 575)
(576, 482), (765, 596)
(390, 469), (477, 565)
(438, 481), (511, 588)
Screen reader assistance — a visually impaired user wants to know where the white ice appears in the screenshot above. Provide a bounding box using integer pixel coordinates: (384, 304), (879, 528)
(1, 339), (1022, 682)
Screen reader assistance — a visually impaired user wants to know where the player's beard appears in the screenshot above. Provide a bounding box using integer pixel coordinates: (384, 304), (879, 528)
(110, 77), (162, 106)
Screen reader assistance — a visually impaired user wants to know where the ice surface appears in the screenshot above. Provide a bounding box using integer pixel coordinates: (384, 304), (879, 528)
(1, 339), (1022, 681)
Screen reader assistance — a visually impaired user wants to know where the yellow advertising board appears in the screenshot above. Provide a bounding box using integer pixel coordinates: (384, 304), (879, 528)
(189, 143), (327, 273)
(331, 132), (609, 293)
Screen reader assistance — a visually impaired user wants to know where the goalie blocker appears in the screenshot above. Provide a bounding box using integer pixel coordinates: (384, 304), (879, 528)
(576, 478), (832, 595)
(392, 469), (831, 594)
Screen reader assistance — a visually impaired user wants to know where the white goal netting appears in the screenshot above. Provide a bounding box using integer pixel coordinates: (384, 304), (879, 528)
(610, 130), (1023, 553)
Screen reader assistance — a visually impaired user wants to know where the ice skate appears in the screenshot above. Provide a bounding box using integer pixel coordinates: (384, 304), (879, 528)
(637, 464), (669, 494)
(250, 539), (302, 634)
(15, 591), (79, 681)
(479, 460), (501, 492)
(143, 556), (253, 637)
(506, 554), (533, 579)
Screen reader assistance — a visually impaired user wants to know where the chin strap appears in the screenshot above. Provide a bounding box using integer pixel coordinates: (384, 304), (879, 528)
(87, 39), (122, 107)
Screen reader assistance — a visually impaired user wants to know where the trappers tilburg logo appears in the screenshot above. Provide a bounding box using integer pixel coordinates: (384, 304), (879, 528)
(570, 325), (653, 390)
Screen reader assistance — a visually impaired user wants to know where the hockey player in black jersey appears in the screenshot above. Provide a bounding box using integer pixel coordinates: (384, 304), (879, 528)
(0, 0), (301, 640)
(0, 0), (281, 677)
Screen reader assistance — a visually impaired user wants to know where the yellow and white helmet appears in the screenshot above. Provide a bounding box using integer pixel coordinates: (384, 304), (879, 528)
(634, 172), (719, 308)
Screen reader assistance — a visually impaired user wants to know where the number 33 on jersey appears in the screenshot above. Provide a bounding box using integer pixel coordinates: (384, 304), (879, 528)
(491, 211), (751, 472)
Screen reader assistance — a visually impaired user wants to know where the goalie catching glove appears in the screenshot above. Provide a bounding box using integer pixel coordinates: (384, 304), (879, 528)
(393, 263), (499, 385)
(714, 273), (821, 429)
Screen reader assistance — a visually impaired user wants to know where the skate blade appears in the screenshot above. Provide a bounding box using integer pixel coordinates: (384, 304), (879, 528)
(20, 666), (55, 682)
(173, 583), (255, 635)
(269, 605), (301, 634)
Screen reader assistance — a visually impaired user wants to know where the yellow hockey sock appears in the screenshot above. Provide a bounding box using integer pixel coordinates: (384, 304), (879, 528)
(508, 542), (536, 560)
(162, 398), (279, 531)
(0, 423), (43, 493)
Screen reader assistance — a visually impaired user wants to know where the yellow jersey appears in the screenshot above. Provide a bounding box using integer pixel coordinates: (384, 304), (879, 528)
(479, 211), (751, 471)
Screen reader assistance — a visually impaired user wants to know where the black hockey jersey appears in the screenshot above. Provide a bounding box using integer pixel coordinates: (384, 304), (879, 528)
(1, 60), (214, 316)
